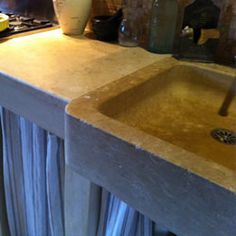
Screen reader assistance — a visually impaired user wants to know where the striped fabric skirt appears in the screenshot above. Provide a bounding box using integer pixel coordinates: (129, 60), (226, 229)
(0, 107), (173, 236)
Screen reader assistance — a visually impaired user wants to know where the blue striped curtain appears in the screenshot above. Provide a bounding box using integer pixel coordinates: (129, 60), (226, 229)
(97, 190), (173, 236)
(1, 108), (64, 236)
(0, 120), (10, 236)
(97, 190), (153, 236)
(0, 107), (174, 236)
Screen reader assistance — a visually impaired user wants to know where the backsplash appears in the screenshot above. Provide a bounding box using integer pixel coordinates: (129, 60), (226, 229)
(92, 0), (231, 46)
(92, 0), (123, 16)
(0, 0), (235, 65)
(91, 0), (153, 46)
(91, 0), (236, 66)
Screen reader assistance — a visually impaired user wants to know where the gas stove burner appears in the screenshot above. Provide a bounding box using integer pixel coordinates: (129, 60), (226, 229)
(0, 11), (54, 38)
(19, 16), (34, 22)
(14, 25), (29, 32)
(10, 21), (22, 26)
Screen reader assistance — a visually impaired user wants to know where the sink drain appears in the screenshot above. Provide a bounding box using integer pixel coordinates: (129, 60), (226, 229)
(211, 128), (236, 145)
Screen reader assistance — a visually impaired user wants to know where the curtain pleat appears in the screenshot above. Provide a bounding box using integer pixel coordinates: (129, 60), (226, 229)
(0, 107), (174, 236)
(97, 189), (154, 236)
(46, 134), (64, 236)
(0, 108), (64, 236)
(0, 114), (10, 236)
(1, 108), (28, 236)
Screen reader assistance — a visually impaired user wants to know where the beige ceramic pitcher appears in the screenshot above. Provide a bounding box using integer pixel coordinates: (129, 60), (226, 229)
(53, 0), (92, 35)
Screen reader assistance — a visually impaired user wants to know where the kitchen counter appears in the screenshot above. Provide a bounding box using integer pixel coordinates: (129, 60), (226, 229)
(1, 28), (236, 236)
(0, 29), (164, 101)
(0, 28), (167, 235)
(0, 28), (164, 138)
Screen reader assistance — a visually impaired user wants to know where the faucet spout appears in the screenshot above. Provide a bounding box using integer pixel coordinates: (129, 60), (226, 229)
(218, 77), (236, 116)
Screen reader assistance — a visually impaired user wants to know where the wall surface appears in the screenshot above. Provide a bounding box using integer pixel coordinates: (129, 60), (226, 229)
(91, 0), (236, 53)
(92, 0), (123, 16)
(2, 0), (234, 58)
(91, 0), (153, 46)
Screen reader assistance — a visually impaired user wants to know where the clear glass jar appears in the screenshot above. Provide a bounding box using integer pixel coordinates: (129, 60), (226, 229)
(118, 3), (142, 47)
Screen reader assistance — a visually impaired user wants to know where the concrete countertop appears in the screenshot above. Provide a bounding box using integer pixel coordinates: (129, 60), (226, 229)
(1, 28), (236, 236)
(0, 28), (165, 137)
(0, 29), (164, 101)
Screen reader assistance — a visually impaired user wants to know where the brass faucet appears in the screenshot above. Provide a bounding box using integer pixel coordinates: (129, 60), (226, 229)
(181, 26), (220, 45)
(197, 29), (220, 45)
(218, 58), (236, 116)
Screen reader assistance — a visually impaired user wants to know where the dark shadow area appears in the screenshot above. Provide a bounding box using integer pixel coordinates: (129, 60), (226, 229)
(0, 0), (56, 21)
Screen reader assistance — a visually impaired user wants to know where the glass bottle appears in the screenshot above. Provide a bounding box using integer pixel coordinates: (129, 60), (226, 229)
(215, 0), (236, 66)
(118, 0), (141, 47)
(148, 0), (178, 54)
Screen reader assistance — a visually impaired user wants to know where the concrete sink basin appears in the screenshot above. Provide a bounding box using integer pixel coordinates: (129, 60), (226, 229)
(66, 58), (236, 236)
(100, 62), (236, 170)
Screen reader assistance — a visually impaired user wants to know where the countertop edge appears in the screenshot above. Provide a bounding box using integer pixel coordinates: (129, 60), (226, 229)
(65, 112), (236, 236)
(0, 71), (68, 138)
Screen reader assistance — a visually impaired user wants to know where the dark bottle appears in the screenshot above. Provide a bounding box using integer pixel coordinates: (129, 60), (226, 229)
(148, 0), (178, 54)
(215, 1), (236, 67)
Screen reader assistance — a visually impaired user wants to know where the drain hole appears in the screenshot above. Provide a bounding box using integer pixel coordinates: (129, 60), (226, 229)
(211, 129), (236, 145)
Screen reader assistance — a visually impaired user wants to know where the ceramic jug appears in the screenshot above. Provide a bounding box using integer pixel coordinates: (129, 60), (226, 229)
(53, 0), (92, 35)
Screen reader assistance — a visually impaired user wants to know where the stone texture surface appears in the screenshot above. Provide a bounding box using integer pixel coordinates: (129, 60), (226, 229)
(67, 57), (236, 193)
(65, 112), (236, 236)
(0, 27), (235, 236)
(100, 65), (236, 170)
(66, 57), (236, 235)
(0, 72), (66, 138)
(0, 29), (162, 137)
(0, 29), (160, 102)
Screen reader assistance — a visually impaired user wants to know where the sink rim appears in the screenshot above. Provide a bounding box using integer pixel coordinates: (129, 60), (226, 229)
(66, 57), (236, 193)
